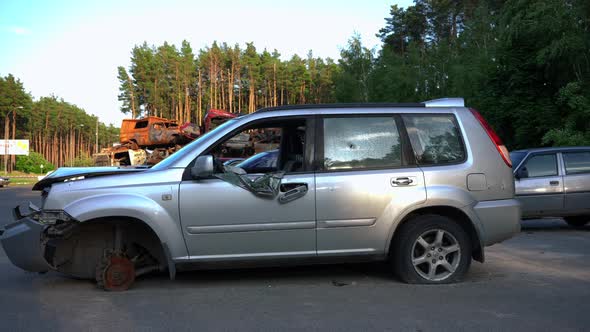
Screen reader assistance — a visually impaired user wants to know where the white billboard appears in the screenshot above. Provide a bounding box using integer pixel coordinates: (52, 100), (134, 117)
(0, 139), (29, 155)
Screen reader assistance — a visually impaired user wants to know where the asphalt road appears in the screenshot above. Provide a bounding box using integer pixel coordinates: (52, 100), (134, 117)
(1, 186), (589, 331)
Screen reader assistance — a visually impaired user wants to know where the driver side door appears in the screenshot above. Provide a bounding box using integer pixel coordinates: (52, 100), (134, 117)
(178, 117), (316, 261)
(515, 153), (564, 217)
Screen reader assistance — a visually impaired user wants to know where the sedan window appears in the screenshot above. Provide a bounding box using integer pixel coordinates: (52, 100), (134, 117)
(563, 152), (590, 175)
(521, 154), (558, 178)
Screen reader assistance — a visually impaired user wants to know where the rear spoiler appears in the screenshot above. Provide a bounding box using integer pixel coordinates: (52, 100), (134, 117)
(422, 98), (465, 107)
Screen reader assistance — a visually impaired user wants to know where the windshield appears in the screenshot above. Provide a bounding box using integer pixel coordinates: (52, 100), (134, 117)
(509, 151), (527, 169)
(151, 119), (237, 170)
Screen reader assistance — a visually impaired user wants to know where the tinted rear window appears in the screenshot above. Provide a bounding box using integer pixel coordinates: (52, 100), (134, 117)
(403, 115), (465, 165)
(563, 152), (590, 175)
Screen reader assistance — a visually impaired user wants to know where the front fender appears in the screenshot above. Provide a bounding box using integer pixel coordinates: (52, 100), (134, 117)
(63, 193), (188, 260)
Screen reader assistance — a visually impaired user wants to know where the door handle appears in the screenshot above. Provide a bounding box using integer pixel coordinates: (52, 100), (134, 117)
(391, 177), (413, 186)
(549, 181), (559, 186)
(278, 184), (308, 204)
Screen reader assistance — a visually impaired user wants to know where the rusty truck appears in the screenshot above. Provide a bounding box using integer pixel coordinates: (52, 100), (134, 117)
(93, 109), (238, 166)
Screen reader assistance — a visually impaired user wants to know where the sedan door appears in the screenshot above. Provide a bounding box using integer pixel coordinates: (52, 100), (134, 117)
(562, 151), (590, 214)
(515, 153), (564, 217)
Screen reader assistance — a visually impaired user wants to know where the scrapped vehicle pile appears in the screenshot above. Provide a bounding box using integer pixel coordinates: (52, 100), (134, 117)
(93, 109), (281, 167)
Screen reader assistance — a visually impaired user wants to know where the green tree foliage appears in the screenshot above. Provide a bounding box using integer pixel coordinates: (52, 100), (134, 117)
(335, 35), (373, 102)
(338, 0), (590, 149)
(15, 151), (55, 174)
(482, 0), (590, 148)
(71, 152), (95, 167)
(0, 74), (33, 172)
(25, 96), (120, 167)
(120, 41), (339, 121)
(0, 75), (119, 169)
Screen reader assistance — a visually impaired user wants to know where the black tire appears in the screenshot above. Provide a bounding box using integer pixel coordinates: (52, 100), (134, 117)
(564, 216), (589, 228)
(392, 214), (472, 284)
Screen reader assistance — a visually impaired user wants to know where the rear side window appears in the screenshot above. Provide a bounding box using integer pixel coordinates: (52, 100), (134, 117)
(522, 154), (557, 178)
(135, 121), (148, 129)
(563, 152), (590, 175)
(403, 115), (465, 165)
(322, 117), (402, 170)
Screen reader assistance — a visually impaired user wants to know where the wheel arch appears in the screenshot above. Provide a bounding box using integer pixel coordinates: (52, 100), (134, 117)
(387, 205), (484, 262)
(63, 193), (188, 263)
(64, 214), (178, 280)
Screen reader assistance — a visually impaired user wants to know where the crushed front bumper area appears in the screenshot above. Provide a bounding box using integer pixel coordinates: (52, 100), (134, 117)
(0, 205), (52, 272)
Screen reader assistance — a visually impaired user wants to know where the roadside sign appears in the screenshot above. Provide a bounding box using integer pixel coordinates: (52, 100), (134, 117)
(0, 140), (29, 155)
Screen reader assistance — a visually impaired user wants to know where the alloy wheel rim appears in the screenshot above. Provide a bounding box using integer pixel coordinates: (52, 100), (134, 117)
(411, 228), (461, 281)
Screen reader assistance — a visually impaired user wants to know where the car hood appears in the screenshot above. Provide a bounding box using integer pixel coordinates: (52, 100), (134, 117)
(32, 166), (148, 191)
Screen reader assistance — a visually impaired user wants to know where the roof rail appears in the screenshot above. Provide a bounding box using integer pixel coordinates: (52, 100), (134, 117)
(256, 102), (424, 113)
(422, 98), (464, 107)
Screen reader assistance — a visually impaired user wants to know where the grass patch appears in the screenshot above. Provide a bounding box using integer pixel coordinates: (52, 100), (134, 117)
(5, 177), (38, 186)
(0, 171), (42, 186)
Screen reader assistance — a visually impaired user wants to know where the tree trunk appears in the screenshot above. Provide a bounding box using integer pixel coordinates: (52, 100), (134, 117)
(10, 110), (16, 172)
(273, 63), (278, 106)
(198, 69), (203, 125)
(3, 115), (9, 173)
(228, 68), (233, 113)
(126, 70), (136, 118)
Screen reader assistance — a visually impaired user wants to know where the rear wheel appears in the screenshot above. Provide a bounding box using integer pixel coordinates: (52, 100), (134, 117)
(392, 214), (472, 284)
(564, 216), (589, 228)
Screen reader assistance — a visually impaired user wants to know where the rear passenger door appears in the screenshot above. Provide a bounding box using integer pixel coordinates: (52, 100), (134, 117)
(314, 115), (426, 257)
(515, 153), (564, 216)
(562, 151), (590, 214)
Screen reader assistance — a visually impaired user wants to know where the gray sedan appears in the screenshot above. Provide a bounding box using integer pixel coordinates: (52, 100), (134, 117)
(511, 146), (590, 227)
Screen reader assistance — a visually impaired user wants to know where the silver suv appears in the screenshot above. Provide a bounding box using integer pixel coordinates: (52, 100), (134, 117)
(511, 147), (590, 227)
(1, 98), (520, 290)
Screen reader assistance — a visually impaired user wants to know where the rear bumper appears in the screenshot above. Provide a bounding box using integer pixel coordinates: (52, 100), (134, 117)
(0, 207), (51, 272)
(473, 199), (521, 246)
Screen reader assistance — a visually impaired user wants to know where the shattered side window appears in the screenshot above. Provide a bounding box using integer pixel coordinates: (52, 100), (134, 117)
(210, 118), (307, 198)
(323, 117), (402, 170)
(403, 115), (465, 165)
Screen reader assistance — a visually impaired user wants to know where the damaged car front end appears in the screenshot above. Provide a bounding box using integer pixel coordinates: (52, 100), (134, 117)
(1, 166), (170, 290)
(1, 203), (56, 272)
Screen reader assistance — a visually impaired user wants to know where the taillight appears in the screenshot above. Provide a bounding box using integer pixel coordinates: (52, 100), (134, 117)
(469, 108), (512, 167)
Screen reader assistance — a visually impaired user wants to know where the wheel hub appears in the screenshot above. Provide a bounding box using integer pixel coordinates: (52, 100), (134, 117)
(411, 229), (461, 282)
(103, 255), (135, 291)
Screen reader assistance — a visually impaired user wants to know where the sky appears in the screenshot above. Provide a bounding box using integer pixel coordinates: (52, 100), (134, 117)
(1, 0), (413, 126)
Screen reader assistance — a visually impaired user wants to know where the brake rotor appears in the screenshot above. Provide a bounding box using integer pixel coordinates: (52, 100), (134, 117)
(102, 255), (135, 291)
